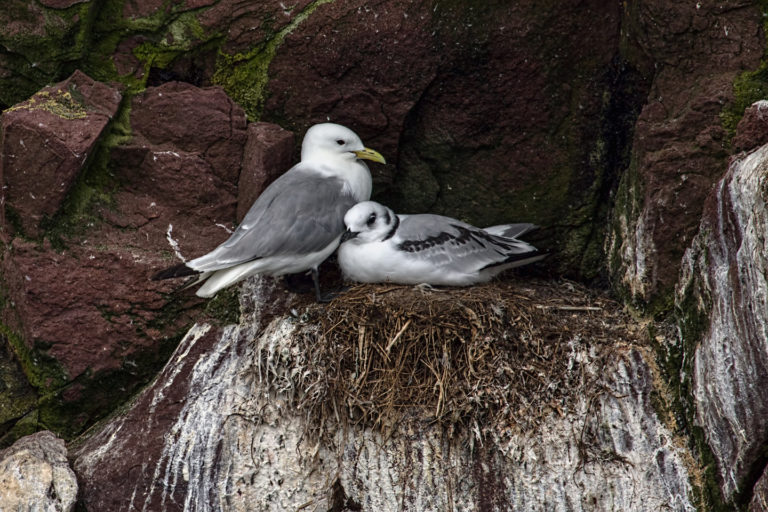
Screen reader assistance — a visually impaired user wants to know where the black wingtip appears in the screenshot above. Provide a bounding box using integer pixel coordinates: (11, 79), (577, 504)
(151, 262), (200, 281)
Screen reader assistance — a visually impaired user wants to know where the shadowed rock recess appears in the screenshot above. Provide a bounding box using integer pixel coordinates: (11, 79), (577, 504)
(1, 0), (768, 510)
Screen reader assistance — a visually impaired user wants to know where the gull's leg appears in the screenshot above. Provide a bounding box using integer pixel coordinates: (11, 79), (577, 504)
(311, 267), (351, 303)
(311, 268), (332, 303)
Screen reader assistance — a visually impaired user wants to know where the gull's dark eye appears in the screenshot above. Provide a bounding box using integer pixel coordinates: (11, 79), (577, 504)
(366, 213), (377, 227)
(336, 139), (345, 146)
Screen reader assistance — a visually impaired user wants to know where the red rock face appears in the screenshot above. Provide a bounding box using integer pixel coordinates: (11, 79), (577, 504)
(733, 101), (768, 153)
(610, 1), (764, 304)
(261, 0), (633, 280)
(263, 0), (439, 161)
(0, 70), (122, 237)
(0, 74), (267, 438)
(130, 82), (245, 185)
(237, 122), (294, 222)
(37, 0), (88, 7)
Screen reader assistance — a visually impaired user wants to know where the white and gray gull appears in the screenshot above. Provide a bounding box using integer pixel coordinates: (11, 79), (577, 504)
(338, 201), (545, 286)
(152, 123), (386, 301)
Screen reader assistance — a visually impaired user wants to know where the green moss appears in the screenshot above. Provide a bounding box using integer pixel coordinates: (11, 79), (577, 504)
(0, 2), (96, 108)
(76, 0), (219, 94)
(203, 286), (241, 326)
(212, 0), (334, 120)
(1, 327), (69, 393)
(4, 88), (88, 119)
(0, 336), (38, 437)
(130, 12), (210, 88)
(39, 95), (132, 248)
(721, 0), (768, 139)
(0, 410), (40, 449)
(722, 63), (768, 138)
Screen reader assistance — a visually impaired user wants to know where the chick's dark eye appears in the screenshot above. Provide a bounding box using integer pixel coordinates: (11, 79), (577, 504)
(366, 213), (377, 226)
(336, 139), (345, 146)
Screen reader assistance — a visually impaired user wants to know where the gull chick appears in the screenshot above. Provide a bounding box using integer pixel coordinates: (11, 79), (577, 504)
(338, 201), (545, 286)
(152, 123), (386, 300)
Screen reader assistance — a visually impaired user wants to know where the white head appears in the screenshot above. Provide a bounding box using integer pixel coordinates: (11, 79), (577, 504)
(341, 201), (398, 244)
(301, 123), (386, 165)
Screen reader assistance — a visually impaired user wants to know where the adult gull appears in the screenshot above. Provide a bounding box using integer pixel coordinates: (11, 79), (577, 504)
(152, 123), (386, 300)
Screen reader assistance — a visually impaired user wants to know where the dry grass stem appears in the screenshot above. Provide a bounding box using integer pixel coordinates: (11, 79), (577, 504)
(262, 278), (647, 442)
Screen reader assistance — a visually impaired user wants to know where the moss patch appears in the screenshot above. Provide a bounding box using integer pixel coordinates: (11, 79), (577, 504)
(0, 1), (94, 108)
(0, 410), (40, 449)
(203, 286), (241, 326)
(0, 335), (38, 445)
(212, 0), (334, 120)
(4, 88), (88, 119)
(1, 327), (69, 394)
(721, 0), (768, 139)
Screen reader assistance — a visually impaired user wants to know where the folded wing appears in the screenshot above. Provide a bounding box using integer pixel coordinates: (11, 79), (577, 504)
(394, 214), (541, 272)
(189, 167), (355, 272)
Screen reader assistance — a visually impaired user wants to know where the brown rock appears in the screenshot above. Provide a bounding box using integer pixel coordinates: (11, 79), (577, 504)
(751, 465), (768, 511)
(263, 0), (437, 161)
(130, 82), (247, 185)
(237, 122), (294, 222)
(733, 100), (768, 153)
(37, 0), (88, 7)
(198, 0), (313, 53)
(0, 70), (122, 237)
(5, 237), (182, 380)
(0, 78), (250, 439)
(610, 1), (764, 303)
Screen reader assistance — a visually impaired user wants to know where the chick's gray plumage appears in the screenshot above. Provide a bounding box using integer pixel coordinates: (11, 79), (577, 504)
(338, 201), (545, 286)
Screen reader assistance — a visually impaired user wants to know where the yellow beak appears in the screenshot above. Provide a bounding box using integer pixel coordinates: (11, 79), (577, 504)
(353, 147), (386, 164)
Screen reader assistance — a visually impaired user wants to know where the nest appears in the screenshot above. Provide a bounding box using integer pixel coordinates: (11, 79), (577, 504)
(284, 278), (646, 440)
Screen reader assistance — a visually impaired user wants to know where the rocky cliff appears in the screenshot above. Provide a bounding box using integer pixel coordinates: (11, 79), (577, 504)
(1, 0), (768, 510)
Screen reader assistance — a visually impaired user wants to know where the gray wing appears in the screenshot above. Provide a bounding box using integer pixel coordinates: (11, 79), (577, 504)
(483, 223), (538, 239)
(395, 214), (540, 270)
(189, 167), (355, 271)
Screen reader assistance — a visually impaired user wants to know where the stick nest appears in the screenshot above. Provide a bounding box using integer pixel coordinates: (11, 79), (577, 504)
(285, 279), (646, 439)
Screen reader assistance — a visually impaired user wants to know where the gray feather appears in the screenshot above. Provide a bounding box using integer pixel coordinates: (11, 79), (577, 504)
(395, 214), (540, 270)
(189, 167), (355, 272)
(483, 223), (538, 239)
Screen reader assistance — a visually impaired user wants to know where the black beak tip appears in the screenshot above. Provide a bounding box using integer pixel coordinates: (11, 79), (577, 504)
(341, 230), (357, 243)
